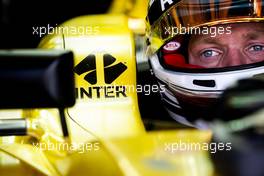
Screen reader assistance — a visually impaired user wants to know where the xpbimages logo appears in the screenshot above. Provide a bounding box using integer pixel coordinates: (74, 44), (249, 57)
(74, 54), (128, 99)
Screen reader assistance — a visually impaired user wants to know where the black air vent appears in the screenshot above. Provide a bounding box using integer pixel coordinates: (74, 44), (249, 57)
(193, 80), (216, 87)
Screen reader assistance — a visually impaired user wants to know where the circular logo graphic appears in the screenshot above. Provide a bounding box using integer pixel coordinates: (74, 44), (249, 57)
(163, 41), (181, 51)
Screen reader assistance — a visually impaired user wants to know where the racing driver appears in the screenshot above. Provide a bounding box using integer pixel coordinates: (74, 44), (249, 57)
(145, 0), (264, 127)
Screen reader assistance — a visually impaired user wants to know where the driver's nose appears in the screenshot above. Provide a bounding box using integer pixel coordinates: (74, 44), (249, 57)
(221, 49), (250, 67)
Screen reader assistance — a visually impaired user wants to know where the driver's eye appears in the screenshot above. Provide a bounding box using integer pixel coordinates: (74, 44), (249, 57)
(248, 45), (264, 52)
(201, 50), (220, 58)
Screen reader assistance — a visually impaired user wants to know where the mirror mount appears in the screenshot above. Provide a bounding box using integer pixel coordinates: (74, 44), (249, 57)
(0, 49), (75, 139)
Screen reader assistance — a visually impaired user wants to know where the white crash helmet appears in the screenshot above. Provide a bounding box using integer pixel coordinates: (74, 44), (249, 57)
(146, 0), (264, 124)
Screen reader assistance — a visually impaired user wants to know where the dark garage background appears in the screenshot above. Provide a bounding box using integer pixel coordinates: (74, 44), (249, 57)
(0, 0), (112, 49)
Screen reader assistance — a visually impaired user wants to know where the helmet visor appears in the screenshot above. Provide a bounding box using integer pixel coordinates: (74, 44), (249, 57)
(159, 22), (264, 71)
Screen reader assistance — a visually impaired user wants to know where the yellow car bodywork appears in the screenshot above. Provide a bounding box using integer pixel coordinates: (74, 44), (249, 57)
(0, 1), (215, 175)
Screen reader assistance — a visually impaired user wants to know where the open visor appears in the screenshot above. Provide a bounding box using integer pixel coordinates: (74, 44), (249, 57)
(147, 0), (264, 56)
(159, 20), (264, 71)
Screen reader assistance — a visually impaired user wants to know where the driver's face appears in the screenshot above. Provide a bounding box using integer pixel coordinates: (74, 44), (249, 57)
(188, 23), (264, 68)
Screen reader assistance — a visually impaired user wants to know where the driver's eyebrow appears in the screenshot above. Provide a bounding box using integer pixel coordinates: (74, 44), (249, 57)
(190, 36), (221, 47)
(243, 31), (264, 40)
(202, 37), (221, 44)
